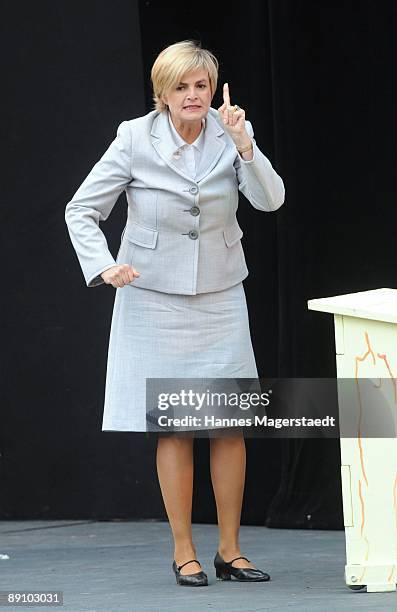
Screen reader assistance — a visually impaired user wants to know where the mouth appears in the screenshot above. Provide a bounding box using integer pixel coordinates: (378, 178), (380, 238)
(183, 105), (202, 110)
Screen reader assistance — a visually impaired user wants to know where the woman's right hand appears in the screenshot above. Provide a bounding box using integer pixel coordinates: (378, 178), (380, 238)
(101, 264), (140, 288)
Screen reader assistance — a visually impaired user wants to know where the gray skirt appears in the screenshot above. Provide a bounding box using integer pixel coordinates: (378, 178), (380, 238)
(101, 280), (258, 433)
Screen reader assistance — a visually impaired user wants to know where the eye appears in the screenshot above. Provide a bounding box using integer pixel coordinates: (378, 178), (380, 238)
(176, 85), (185, 90)
(198, 84), (206, 88)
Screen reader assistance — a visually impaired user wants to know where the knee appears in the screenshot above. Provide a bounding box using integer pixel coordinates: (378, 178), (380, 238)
(209, 430), (245, 445)
(157, 433), (195, 447)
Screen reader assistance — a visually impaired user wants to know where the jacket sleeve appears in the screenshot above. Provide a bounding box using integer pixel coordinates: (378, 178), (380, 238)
(234, 120), (285, 211)
(64, 120), (133, 287)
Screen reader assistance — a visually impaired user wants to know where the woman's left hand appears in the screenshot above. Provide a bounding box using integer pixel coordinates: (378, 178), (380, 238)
(217, 83), (252, 148)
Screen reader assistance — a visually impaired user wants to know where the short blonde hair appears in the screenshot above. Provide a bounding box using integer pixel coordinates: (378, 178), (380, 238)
(151, 40), (219, 113)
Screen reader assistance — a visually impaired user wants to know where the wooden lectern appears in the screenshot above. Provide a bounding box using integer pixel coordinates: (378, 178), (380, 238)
(308, 288), (397, 593)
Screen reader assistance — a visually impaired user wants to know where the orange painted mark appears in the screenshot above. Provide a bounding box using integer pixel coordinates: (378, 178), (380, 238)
(354, 332), (376, 377)
(359, 479), (365, 536)
(354, 336), (369, 486)
(353, 331), (385, 487)
(357, 435), (368, 487)
(377, 353), (397, 404)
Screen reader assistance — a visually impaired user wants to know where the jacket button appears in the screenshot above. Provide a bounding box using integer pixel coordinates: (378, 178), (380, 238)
(189, 186), (198, 194)
(188, 229), (199, 240)
(190, 206), (200, 216)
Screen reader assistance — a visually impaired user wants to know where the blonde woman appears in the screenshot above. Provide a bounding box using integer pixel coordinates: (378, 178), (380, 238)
(65, 40), (285, 587)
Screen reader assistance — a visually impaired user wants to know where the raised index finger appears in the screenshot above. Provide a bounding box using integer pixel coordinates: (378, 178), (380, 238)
(223, 82), (231, 107)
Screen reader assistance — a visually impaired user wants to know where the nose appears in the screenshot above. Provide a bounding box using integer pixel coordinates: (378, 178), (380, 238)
(186, 87), (198, 99)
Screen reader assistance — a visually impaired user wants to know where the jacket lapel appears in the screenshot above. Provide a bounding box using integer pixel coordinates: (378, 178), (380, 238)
(150, 108), (226, 184)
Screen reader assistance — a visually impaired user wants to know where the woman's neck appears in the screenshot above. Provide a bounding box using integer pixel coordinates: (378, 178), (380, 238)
(169, 113), (203, 145)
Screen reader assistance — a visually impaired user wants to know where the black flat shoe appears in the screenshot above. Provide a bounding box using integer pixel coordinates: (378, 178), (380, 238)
(214, 551), (270, 582)
(172, 559), (209, 586)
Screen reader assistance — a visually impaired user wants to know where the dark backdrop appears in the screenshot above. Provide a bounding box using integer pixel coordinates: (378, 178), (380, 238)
(2, 0), (395, 529)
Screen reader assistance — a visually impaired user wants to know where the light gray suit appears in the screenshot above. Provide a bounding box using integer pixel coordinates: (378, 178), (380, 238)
(64, 107), (285, 431)
(64, 107), (285, 295)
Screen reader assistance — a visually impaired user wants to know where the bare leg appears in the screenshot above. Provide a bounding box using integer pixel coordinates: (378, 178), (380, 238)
(209, 432), (257, 569)
(156, 434), (202, 575)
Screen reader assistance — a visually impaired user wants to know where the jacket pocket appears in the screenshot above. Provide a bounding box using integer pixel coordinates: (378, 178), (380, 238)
(125, 221), (159, 249)
(223, 220), (243, 247)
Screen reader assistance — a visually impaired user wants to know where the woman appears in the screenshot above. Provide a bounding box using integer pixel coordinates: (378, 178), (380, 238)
(65, 40), (285, 587)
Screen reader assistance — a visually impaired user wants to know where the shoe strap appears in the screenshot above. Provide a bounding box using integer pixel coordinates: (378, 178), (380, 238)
(177, 559), (201, 571)
(228, 556), (250, 564)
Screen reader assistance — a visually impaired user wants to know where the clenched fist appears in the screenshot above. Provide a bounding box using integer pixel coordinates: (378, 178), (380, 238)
(101, 264), (140, 288)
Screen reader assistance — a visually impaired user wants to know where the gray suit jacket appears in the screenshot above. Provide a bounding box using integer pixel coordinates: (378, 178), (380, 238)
(64, 106), (285, 294)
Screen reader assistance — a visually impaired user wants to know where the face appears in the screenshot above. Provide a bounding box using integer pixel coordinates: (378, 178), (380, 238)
(162, 68), (213, 124)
